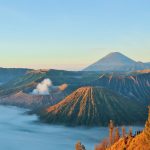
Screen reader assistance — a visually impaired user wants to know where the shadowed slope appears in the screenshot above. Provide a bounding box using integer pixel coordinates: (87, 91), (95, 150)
(38, 87), (146, 126)
(0, 68), (31, 84)
(89, 73), (150, 104)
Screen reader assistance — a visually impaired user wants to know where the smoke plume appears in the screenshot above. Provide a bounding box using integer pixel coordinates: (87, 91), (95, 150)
(32, 79), (52, 95)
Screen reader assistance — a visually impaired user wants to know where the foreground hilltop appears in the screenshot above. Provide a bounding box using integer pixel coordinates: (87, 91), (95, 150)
(106, 107), (150, 150)
(77, 106), (150, 150)
(38, 86), (146, 126)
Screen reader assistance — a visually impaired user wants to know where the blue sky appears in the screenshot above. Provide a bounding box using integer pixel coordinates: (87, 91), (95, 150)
(0, 0), (150, 70)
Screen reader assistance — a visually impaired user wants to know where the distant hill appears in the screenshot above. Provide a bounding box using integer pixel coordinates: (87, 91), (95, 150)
(0, 69), (149, 107)
(0, 91), (66, 109)
(0, 68), (31, 84)
(83, 52), (150, 72)
(0, 69), (99, 97)
(38, 87), (146, 126)
(0, 70), (45, 96)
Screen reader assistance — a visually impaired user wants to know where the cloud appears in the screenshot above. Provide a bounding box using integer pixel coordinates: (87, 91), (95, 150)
(32, 79), (52, 95)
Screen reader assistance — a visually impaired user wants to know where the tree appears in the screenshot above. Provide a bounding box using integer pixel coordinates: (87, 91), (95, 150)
(144, 106), (150, 140)
(114, 127), (120, 142)
(109, 120), (114, 145)
(128, 127), (132, 137)
(75, 141), (86, 150)
(122, 126), (126, 138)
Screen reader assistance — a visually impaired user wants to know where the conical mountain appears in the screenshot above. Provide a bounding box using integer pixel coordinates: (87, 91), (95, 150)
(38, 86), (146, 126)
(84, 52), (150, 71)
(94, 52), (135, 65)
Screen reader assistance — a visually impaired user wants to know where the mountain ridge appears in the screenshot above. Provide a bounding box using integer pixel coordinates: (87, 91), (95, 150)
(84, 52), (150, 72)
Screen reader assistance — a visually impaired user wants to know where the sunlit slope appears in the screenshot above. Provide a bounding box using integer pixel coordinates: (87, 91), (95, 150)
(107, 107), (150, 150)
(38, 87), (146, 126)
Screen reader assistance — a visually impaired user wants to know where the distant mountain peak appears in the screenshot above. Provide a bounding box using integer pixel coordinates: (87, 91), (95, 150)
(106, 51), (125, 56)
(104, 52), (134, 61)
(99, 52), (135, 63)
(83, 52), (150, 72)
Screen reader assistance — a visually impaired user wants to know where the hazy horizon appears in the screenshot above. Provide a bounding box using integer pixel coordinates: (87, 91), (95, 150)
(0, 51), (149, 71)
(0, 0), (150, 70)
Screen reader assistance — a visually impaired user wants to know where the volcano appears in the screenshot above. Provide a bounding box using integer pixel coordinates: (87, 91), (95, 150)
(84, 52), (150, 72)
(38, 87), (146, 126)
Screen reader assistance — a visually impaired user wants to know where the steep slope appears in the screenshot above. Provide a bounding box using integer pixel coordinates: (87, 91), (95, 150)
(84, 52), (150, 71)
(38, 87), (146, 126)
(89, 73), (150, 104)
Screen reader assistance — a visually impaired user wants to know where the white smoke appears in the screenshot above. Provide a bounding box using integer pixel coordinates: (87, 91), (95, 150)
(32, 79), (52, 95)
